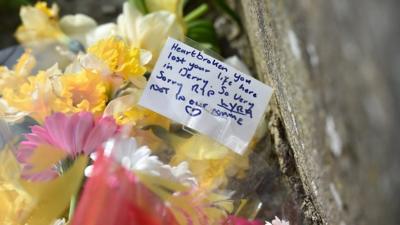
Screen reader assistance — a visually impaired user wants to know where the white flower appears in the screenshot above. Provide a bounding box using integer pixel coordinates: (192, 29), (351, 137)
(87, 137), (197, 187)
(168, 161), (198, 186)
(60, 14), (97, 46)
(265, 216), (290, 225)
(85, 23), (118, 47)
(52, 218), (66, 225)
(117, 2), (184, 67)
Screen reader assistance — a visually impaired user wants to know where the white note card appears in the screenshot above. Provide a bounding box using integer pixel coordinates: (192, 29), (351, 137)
(139, 38), (273, 154)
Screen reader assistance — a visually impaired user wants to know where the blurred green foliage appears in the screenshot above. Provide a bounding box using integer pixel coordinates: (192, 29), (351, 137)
(0, 0), (32, 9)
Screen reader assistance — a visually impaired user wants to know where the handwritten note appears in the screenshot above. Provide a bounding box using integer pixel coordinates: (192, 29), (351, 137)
(139, 38), (273, 154)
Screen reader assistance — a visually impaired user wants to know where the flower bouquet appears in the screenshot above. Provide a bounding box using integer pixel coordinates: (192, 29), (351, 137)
(0, 1), (290, 225)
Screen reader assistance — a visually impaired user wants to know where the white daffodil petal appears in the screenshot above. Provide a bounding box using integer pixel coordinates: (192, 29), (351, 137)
(140, 49), (152, 66)
(103, 93), (139, 117)
(20, 7), (48, 29)
(85, 23), (118, 47)
(136, 11), (183, 65)
(115, 2), (184, 69)
(78, 53), (112, 76)
(118, 2), (142, 46)
(129, 76), (148, 89)
(60, 14), (97, 36)
(60, 14), (97, 46)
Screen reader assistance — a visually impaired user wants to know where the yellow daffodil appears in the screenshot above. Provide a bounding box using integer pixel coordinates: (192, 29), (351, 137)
(0, 51), (37, 123)
(1, 51), (109, 122)
(2, 64), (68, 123)
(84, 2), (183, 68)
(15, 2), (67, 46)
(11, 50), (37, 77)
(87, 36), (147, 80)
(171, 134), (250, 190)
(0, 50), (36, 94)
(34, 1), (58, 17)
(104, 88), (170, 129)
(59, 70), (109, 114)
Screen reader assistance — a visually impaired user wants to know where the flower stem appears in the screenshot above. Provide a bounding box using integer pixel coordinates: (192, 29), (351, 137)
(184, 3), (208, 23)
(68, 194), (77, 220)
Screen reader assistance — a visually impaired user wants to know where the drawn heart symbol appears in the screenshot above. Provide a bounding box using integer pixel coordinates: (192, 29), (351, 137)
(185, 105), (202, 117)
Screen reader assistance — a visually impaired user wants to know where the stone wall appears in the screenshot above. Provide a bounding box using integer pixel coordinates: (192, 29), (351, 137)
(239, 0), (400, 224)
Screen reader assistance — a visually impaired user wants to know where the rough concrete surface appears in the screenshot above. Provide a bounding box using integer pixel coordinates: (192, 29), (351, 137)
(239, 0), (400, 224)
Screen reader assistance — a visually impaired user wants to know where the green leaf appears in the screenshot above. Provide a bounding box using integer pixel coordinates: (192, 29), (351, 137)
(184, 3), (208, 23)
(186, 19), (220, 54)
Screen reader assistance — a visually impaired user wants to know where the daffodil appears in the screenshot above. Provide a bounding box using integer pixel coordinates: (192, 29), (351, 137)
(0, 51), (36, 123)
(59, 70), (109, 114)
(104, 88), (170, 129)
(87, 36), (147, 80)
(113, 2), (184, 67)
(0, 50), (36, 95)
(59, 14), (98, 47)
(2, 64), (66, 123)
(15, 2), (67, 47)
(171, 134), (250, 190)
(1, 62), (109, 122)
(83, 1), (184, 68)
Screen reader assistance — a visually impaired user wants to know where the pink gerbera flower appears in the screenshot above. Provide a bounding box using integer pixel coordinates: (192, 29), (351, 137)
(17, 112), (119, 180)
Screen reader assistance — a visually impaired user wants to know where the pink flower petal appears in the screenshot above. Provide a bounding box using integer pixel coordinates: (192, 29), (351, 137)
(30, 125), (52, 143)
(17, 112), (120, 181)
(83, 116), (118, 154)
(44, 113), (70, 151)
(16, 145), (34, 163)
(69, 112), (94, 155)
